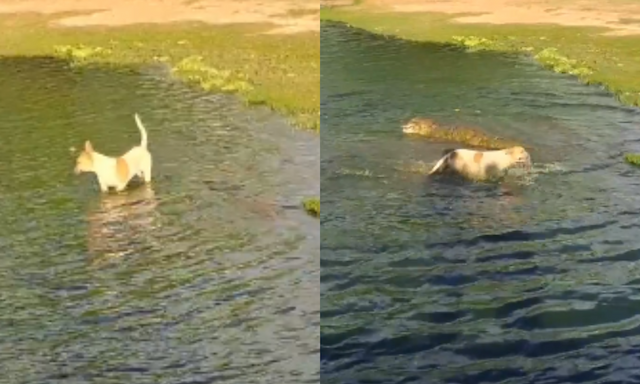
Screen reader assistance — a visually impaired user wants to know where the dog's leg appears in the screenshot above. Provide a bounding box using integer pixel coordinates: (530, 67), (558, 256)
(98, 181), (109, 193)
(142, 157), (152, 183)
(115, 182), (128, 192)
(94, 175), (108, 193)
(143, 170), (152, 183)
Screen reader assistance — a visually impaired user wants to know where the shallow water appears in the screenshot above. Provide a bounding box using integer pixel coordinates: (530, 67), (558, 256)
(321, 22), (640, 383)
(0, 57), (319, 383)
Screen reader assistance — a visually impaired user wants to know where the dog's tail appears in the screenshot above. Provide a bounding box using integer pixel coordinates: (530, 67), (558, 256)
(134, 113), (148, 148)
(428, 153), (451, 176)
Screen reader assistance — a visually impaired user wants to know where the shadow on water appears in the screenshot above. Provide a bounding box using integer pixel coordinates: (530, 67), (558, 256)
(321, 22), (640, 384)
(0, 56), (319, 383)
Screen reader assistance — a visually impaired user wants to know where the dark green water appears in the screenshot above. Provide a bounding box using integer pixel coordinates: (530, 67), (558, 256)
(0, 57), (319, 383)
(321, 22), (640, 383)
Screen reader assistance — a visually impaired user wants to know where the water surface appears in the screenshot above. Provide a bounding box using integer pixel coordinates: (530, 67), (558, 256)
(0, 56), (319, 383)
(321, 22), (640, 384)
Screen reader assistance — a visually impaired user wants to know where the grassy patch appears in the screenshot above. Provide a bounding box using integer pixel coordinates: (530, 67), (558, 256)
(534, 47), (593, 79)
(451, 35), (493, 51)
(302, 197), (320, 217)
(320, 8), (640, 107)
(172, 55), (253, 93)
(54, 44), (113, 65)
(624, 153), (640, 166)
(1, 14), (319, 130)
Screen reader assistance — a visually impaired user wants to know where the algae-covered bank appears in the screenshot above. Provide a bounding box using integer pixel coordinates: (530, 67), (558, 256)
(2, 2), (319, 130)
(321, 0), (640, 108)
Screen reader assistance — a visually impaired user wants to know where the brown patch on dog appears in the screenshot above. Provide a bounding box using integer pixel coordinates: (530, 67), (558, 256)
(473, 152), (484, 164)
(116, 157), (130, 184)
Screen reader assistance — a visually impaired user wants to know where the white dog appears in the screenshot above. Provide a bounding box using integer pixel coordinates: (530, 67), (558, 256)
(428, 146), (531, 180)
(74, 113), (152, 192)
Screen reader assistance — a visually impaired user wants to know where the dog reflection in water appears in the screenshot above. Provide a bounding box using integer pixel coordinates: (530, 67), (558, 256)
(87, 185), (159, 264)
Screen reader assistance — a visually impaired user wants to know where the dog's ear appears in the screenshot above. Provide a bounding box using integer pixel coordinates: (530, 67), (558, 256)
(505, 148), (514, 156)
(84, 140), (94, 153)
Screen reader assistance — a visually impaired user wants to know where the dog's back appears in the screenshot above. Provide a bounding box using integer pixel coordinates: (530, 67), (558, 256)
(442, 148), (457, 157)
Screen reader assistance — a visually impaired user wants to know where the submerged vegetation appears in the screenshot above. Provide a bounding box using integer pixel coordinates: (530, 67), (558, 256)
(54, 44), (112, 65)
(172, 55), (253, 93)
(534, 47), (593, 79)
(56, 47), (255, 97)
(450, 37), (593, 80)
(451, 35), (493, 52)
(624, 153), (640, 166)
(302, 197), (320, 217)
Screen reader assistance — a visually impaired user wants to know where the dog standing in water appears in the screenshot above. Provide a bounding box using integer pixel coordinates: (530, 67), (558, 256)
(74, 113), (152, 192)
(428, 146), (531, 181)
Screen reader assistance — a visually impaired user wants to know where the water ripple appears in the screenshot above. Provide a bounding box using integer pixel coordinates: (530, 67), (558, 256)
(321, 22), (640, 384)
(0, 57), (318, 383)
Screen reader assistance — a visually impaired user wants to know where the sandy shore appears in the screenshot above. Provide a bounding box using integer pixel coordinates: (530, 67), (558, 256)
(0, 0), (319, 34)
(323, 0), (640, 36)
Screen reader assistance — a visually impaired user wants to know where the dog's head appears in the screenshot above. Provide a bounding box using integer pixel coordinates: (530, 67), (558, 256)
(506, 146), (531, 167)
(74, 141), (95, 174)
